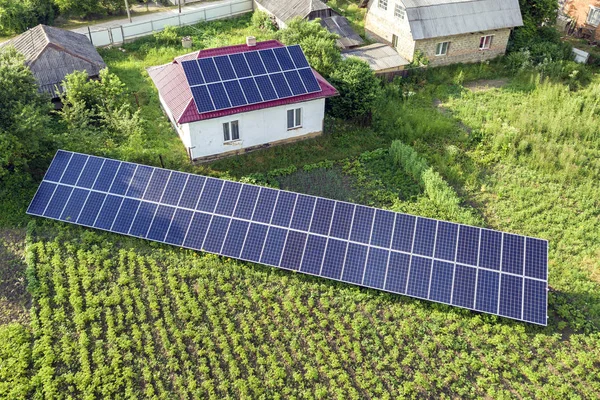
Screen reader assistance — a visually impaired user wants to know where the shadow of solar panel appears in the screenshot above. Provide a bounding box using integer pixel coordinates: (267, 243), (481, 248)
(28, 151), (549, 326)
(182, 60), (204, 86)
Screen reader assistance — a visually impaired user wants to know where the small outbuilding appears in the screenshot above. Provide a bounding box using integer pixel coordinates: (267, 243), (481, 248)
(365, 0), (524, 67)
(342, 43), (409, 77)
(0, 24), (106, 98)
(148, 39), (338, 161)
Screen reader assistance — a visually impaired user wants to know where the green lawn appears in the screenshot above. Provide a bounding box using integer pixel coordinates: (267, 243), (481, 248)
(1, 11), (600, 399)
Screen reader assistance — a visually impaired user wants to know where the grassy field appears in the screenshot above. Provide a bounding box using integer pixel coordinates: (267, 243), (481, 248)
(1, 11), (600, 399)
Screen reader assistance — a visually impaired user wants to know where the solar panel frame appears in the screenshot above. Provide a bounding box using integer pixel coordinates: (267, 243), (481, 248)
(28, 150), (550, 325)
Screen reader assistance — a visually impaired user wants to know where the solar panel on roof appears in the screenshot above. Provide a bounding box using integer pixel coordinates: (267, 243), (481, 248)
(180, 45), (322, 114)
(28, 150), (550, 325)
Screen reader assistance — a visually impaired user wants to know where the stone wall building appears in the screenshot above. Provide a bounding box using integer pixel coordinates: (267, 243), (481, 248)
(561, 0), (600, 40)
(364, 0), (523, 67)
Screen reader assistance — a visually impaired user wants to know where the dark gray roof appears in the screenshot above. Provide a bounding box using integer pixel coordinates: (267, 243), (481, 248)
(320, 16), (364, 48)
(256, 0), (331, 22)
(401, 0), (523, 40)
(342, 43), (410, 72)
(1, 25), (106, 97)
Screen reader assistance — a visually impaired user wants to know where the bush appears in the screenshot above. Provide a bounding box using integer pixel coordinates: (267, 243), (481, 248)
(153, 26), (179, 46)
(251, 10), (277, 31)
(0, 0), (55, 35)
(327, 58), (380, 120)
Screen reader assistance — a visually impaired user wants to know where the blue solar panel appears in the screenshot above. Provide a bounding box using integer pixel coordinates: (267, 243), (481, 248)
(198, 58), (221, 83)
(273, 47), (296, 71)
(239, 78), (263, 104)
(60, 153), (87, 185)
(258, 49), (281, 73)
(213, 55), (237, 80)
(190, 86), (215, 113)
(182, 45), (323, 114)
(207, 83), (231, 110)
(28, 150), (549, 326)
(181, 60), (204, 86)
(223, 80), (247, 107)
(254, 75), (278, 101)
(229, 53), (252, 78)
(283, 70), (307, 96)
(287, 45), (310, 68)
(298, 68), (321, 93)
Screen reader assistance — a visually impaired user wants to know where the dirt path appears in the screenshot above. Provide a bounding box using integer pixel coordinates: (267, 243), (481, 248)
(0, 228), (30, 325)
(463, 78), (509, 92)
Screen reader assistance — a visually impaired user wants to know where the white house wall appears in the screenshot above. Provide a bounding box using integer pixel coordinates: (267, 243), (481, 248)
(365, 0), (416, 61)
(185, 99), (325, 160)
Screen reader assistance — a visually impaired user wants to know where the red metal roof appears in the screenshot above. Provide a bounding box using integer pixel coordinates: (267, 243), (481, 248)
(148, 40), (338, 125)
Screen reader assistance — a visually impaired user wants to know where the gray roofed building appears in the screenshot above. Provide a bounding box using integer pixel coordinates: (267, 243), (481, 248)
(320, 15), (365, 48)
(365, 0), (523, 67)
(1, 24), (106, 98)
(253, 0), (336, 27)
(342, 43), (409, 74)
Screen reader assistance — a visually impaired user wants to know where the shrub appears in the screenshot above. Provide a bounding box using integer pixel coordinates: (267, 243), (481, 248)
(153, 26), (179, 46)
(0, 0), (55, 35)
(251, 10), (277, 31)
(326, 58), (380, 120)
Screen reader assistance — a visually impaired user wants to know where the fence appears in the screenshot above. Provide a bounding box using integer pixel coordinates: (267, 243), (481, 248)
(84, 0), (253, 47)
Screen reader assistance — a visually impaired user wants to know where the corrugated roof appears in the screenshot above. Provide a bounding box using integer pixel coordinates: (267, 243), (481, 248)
(342, 43), (409, 72)
(400, 0), (523, 40)
(0, 24), (106, 97)
(255, 0), (330, 22)
(148, 40), (338, 124)
(320, 16), (365, 48)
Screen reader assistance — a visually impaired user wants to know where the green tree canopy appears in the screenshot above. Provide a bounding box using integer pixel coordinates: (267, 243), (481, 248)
(0, 47), (52, 180)
(326, 58), (380, 120)
(277, 17), (341, 77)
(0, 0), (55, 35)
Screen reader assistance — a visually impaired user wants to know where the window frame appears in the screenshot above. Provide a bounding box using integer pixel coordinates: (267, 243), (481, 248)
(479, 35), (494, 50)
(378, 0), (388, 11)
(223, 120), (240, 142)
(394, 3), (405, 19)
(587, 6), (600, 26)
(287, 108), (302, 130)
(435, 41), (450, 56)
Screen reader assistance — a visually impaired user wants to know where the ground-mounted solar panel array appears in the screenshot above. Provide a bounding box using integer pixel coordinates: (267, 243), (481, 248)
(28, 151), (548, 325)
(181, 44), (322, 114)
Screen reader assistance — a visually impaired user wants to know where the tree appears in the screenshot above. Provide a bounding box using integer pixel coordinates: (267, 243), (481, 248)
(0, 0), (55, 35)
(326, 58), (380, 121)
(58, 68), (143, 153)
(0, 47), (52, 180)
(511, 0), (560, 52)
(53, 0), (123, 18)
(277, 17), (341, 77)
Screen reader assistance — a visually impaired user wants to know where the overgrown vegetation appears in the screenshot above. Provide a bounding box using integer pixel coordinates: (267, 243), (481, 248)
(1, 7), (600, 398)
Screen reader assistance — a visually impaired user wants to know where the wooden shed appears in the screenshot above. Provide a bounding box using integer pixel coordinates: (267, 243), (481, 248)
(0, 24), (106, 99)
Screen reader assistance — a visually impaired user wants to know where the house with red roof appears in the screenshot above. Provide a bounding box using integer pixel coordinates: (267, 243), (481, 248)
(148, 39), (338, 161)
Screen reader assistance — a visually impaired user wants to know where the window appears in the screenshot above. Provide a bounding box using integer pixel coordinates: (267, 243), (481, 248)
(394, 3), (405, 19)
(378, 0), (387, 11)
(436, 41), (450, 56)
(587, 6), (600, 26)
(287, 108), (302, 130)
(479, 35), (493, 50)
(223, 120), (239, 142)
(392, 34), (398, 48)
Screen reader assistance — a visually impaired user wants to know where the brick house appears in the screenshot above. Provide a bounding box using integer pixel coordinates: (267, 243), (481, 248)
(364, 0), (523, 67)
(561, 0), (600, 40)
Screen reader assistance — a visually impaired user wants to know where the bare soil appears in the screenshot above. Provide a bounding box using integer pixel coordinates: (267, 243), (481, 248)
(0, 228), (30, 325)
(463, 78), (509, 92)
